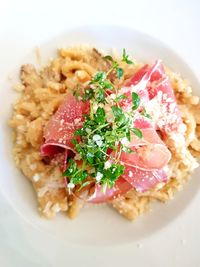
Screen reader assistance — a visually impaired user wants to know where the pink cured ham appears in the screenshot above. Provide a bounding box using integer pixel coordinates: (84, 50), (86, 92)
(125, 64), (149, 87)
(120, 128), (171, 170)
(123, 118), (171, 170)
(87, 166), (168, 204)
(41, 91), (89, 157)
(87, 178), (133, 204)
(146, 61), (182, 133)
(119, 125), (170, 193)
(88, 121), (171, 203)
(121, 166), (167, 193)
(89, 168), (168, 203)
(119, 84), (149, 113)
(119, 120), (171, 188)
(119, 113), (171, 193)
(88, 167), (168, 203)
(118, 64), (150, 112)
(123, 60), (182, 133)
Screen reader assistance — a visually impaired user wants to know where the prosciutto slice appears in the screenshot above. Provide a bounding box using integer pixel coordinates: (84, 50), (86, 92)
(119, 123), (170, 193)
(120, 129), (171, 170)
(124, 60), (182, 133)
(88, 121), (170, 203)
(87, 178), (133, 204)
(121, 166), (167, 193)
(41, 91), (89, 157)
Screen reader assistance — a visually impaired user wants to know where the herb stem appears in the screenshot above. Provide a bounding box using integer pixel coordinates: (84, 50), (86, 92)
(106, 67), (114, 77)
(88, 122), (110, 138)
(90, 100), (94, 120)
(71, 161), (86, 178)
(63, 49), (141, 191)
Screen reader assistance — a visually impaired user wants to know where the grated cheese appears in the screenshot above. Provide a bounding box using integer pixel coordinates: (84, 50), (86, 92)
(120, 137), (130, 146)
(67, 182), (75, 189)
(43, 201), (52, 214)
(32, 173), (40, 182)
(128, 171), (133, 178)
(30, 164), (37, 171)
(96, 172), (103, 182)
(38, 186), (48, 197)
(104, 160), (112, 169)
(52, 203), (61, 213)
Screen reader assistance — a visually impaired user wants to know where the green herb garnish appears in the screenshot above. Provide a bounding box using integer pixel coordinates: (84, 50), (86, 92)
(141, 107), (152, 119)
(82, 88), (94, 101)
(63, 159), (89, 186)
(122, 48), (134, 64)
(92, 71), (106, 83)
(63, 49), (146, 192)
(132, 92), (140, 110)
(116, 67), (123, 79)
(115, 94), (128, 103)
(130, 127), (143, 139)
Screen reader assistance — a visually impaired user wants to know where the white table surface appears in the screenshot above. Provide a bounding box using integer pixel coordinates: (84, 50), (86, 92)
(0, 0), (200, 266)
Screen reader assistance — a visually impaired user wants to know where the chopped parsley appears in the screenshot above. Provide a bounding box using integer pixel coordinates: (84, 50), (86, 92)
(63, 49), (147, 192)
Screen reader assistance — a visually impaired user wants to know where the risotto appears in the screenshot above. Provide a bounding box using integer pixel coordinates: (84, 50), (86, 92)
(9, 46), (200, 220)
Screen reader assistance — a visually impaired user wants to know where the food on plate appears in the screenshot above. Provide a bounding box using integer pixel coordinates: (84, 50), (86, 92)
(9, 46), (200, 220)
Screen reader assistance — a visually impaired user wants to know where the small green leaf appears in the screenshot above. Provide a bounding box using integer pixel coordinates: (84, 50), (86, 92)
(78, 181), (93, 191)
(83, 88), (94, 101)
(73, 87), (81, 100)
(104, 55), (113, 61)
(141, 108), (152, 119)
(75, 144), (84, 155)
(72, 138), (77, 145)
(111, 106), (126, 124)
(123, 147), (134, 154)
(94, 107), (106, 124)
(86, 152), (94, 164)
(131, 92), (140, 110)
(126, 59), (133, 64)
(92, 72), (106, 83)
(131, 127), (143, 139)
(116, 67), (123, 79)
(115, 94), (128, 102)
(99, 80), (113, 89)
(122, 48), (126, 58)
(63, 159), (76, 176)
(112, 61), (119, 69)
(71, 170), (88, 185)
(96, 150), (106, 161)
(101, 164), (125, 188)
(126, 130), (131, 141)
(96, 88), (105, 103)
(74, 128), (85, 136)
(122, 48), (133, 64)
(111, 106), (123, 117)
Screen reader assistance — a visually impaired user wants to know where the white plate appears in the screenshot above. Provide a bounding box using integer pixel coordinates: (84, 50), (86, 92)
(0, 25), (200, 266)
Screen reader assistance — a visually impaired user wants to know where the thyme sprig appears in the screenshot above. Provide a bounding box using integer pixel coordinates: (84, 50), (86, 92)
(63, 49), (145, 191)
